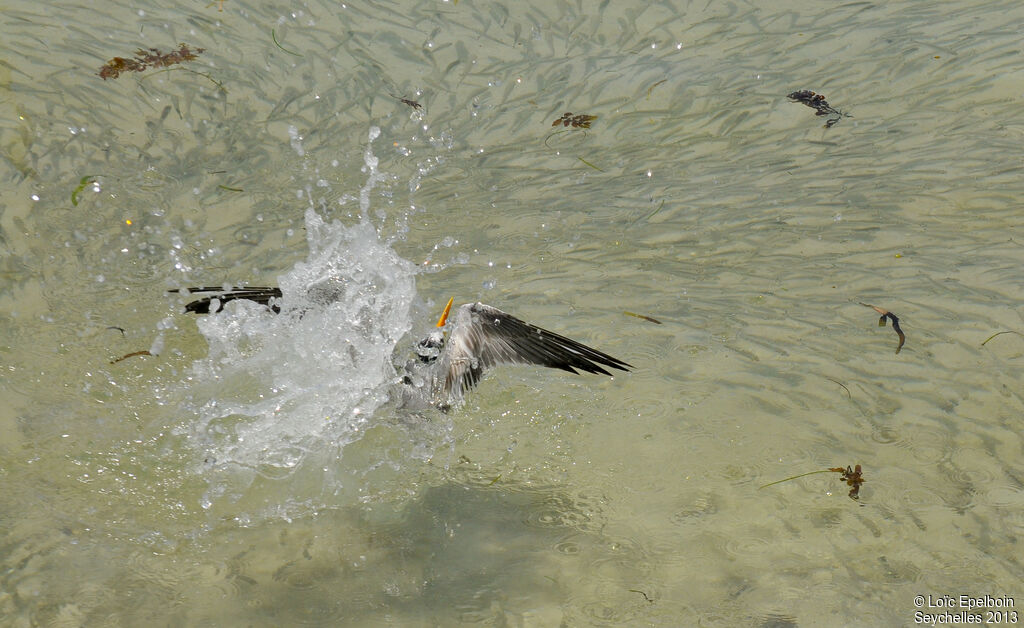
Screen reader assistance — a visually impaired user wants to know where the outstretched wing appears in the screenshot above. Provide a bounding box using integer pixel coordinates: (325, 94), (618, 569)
(169, 286), (282, 313)
(431, 302), (631, 405)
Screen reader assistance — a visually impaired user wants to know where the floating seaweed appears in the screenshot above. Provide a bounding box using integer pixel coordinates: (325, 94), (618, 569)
(981, 330), (1024, 346)
(71, 175), (99, 206)
(624, 311), (662, 325)
(825, 376), (851, 399)
(99, 44), (205, 80)
(860, 302), (905, 353)
(551, 112), (597, 128)
(830, 464), (865, 500)
(271, 29), (303, 57)
(110, 350), (152, 364)
(391, 93), (422, 109)
(761, 464), (866, 501)
(787, 90), (850, 128)
(628, 589), (655, 603)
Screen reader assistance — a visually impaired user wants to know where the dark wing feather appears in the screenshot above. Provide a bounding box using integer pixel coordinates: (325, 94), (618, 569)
(432, 302), (631, 404)
(169, 286), (282, 313)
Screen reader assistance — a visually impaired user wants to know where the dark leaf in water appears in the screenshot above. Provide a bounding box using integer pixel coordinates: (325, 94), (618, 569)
(551, 112), (597, 128)
(859, 302), (905, 353)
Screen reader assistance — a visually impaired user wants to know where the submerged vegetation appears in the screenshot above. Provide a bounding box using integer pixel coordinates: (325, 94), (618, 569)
(390, 93), (423, 109)
(624, 311), (662, 325)
(981, 330), (1024, 346)
(860, 303), (905, 354)
(551, 112), (597, 128)
(787, 90), (851, 128)
(98, 44), (205, 80)
(761, 464), (866, 500)
(110, 350), (153, 364)
(271, 29), (303, 57)
(70, 175), (98, 206)
(833, 464), (865, 500)
(545, 112), (599, 167)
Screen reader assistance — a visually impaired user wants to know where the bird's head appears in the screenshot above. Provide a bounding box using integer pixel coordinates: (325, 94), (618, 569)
(415, 297), (453, 363)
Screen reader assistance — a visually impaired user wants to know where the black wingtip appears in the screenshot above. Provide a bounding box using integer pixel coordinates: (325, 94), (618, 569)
(183, 299), (215, 314)
(169, 286), (283, 314)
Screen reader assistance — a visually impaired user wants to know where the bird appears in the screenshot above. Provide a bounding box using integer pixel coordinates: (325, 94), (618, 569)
(170, 287), (632, 410)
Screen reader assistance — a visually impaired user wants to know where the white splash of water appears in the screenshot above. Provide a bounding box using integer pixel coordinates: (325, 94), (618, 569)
(184, 127), (418, 502)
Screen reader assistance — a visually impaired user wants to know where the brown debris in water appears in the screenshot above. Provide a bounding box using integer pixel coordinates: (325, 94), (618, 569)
(99, 44), (205, 80)
(623, 311), (662, 325)
(860, 302), (905, 353)
(551, 112), (597, 128)
(829, 464), (865, 500)
(787, 90), (850, 128)
(761, 463), (866, 500)
(110, 350), (152, 364)
(391, 94), (422, 109)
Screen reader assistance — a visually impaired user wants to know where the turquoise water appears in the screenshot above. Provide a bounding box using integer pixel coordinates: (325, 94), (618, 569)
(1, 0), (1022, 625)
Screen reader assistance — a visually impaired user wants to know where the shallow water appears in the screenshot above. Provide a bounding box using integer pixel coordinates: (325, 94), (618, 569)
(2, 0), (1023, 625)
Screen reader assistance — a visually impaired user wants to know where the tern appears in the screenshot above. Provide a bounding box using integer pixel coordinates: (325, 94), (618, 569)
(170, 287), (632, 410)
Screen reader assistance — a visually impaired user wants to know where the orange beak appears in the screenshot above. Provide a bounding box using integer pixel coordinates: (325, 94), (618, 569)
(436, 297), (454, 327)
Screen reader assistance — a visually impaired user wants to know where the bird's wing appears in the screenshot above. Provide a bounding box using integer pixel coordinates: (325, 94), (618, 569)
(431, 302), (631, 404)
(169, 286), (282, 313)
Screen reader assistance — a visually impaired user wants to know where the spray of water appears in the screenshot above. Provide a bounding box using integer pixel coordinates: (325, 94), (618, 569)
(182, 127), (423, 509)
